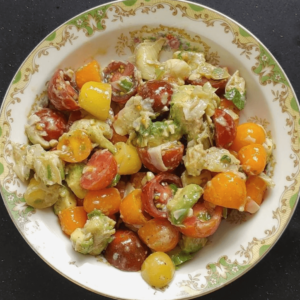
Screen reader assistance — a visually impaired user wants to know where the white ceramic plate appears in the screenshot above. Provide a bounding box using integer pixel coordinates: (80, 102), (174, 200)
(1, 0), (299, 299)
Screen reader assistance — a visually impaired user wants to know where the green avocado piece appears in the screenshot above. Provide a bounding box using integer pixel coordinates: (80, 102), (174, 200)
(65, 163), (88, 200)
(167, 184), (203, 226)
(179, 235), (207, 253)
(53, 185), (77, 215)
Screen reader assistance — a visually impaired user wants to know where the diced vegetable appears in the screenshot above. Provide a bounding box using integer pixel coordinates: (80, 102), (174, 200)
(75, 60), (101, 89)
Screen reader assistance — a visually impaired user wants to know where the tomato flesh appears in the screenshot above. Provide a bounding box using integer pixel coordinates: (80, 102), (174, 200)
(80, 149), (118, 190)
(35, 108), (67, 141)
(104, 230), (149, 271)
(186, 77), (228, 96)
(214, 108), (237, 148)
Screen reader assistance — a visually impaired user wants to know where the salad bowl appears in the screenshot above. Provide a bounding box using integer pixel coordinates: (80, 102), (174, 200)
(0, 0), (299, 299)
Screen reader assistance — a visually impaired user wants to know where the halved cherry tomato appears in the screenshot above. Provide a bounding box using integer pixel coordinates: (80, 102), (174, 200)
(66, 110), (84, 130)
(80, 149), (118, 190)
(115, 180), (127, 199)
(179, 201), (222, 238)
(213, 108), (237, 149)
(83, 188), (121, 216)
(141, 173), (182, 219)
(110, 128), (128, 144)
(58, 206), (87, 236)
(104, 229), (149, 271)
(75, 60), (101, 89)
(186, 77), (228, 95)
(138, 141), (184, 173)
(130, 172), (147, 189)
(138, 80), (173, 112)
(47, 69), (80, 111)
(103, 61), (138, 103)
(138, 218), (180, 252)
(219, 98), (240, 116)
(57, 129), (93, 163)
(120, 189), (151, 225)
(35, 108), (67, 141)
(246, 175), (267, 205)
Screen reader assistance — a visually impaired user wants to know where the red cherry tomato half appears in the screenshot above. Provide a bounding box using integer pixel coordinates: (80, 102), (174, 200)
(66, 110), (84, 131)
(104, 229), (149, 271)
(34, 108), (67, 141)
(80, 149), (117, 190)
(47, 69), (80, 111)
(141, 173), (182, 219)
(214, 108), (237, 149)
(138, 80), (174, 112)
(179, 201), (222, 238)
(186, 77), (228, 96)
(102, 61), (139, 103)
(138, 142), (184, 173)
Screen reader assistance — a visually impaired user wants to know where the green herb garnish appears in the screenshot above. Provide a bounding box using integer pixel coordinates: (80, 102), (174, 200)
(197, 211), (211, 221)
(119, 79), (133, 92)
(47, 164), (52, 180)
(109, 174), (121, 187)
(224, 87), (246, 110)
(220, 155), (231, 164)
(169, 183), (178, 195)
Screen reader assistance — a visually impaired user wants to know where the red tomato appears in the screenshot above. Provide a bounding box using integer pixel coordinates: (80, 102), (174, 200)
(214, 108), (237, 148)
(47, 69), (80, 111)
(104, 230), (149, 271)
(102, 61), (139, 103)
(179, 201), (222, 238)
(138, 80), (173, 112)
(34, 108), (67, 141)
(80, 149), (117, 190)
(141, 173), (182, 219)
(138, 142), (184, 173)
(138, 218), (180, 252)
(66, 110), (84, 130)
(186, 77), (228, 96)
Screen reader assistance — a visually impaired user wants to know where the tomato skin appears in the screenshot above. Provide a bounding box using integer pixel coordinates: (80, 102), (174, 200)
(104, 230), (149, 271)
(186, 77), (228, 95)
(35, 108), (67, 141)
(141, 173), (182, 219)
(179, 202), (222, 238)
(214, 108), (237, 148)
(80, 149), (118, 190)
(138, 218), (180, 252)
(66, 110), (84, 131)
(137, 142), (184, 173)
(47, 69), (80, 111)
(102, 61), (138, 103)
(130, 172), (147, 189)
(138, 80), (173, 112)
(83, 188), (121, 216)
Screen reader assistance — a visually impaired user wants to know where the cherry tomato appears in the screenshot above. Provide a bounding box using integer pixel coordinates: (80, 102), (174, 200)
(138, 142), (184, 173)
(47, 69), (80, 111)
(179, 201), (222, 238)
(66, 110), (84, 130)
(141, 173), (182, 218)
(138, 80), (173, 112)
(238, 144), (267, 175)
(186, 77), (228, 95)
(34, 108), (67, 141)
(102, 61), (138, 103)
(75, 60), (101, 89)
(138, 218), (180, 252)
(83, 188), (121, 216)
(203, 172), (247, 210)
(219, 98), (240, 116)
(58, 206), (87, 236)
(141, 252), (175, 288)
(130, 172), (147, 189)
(80, 149), (118, 190)
(213, 108), (237, 149)
(110, 128), (128, 144)
(246, 175), (267, 205)
(229, 122), (266, 152)
(57, 129), (93, 163)
(104, 230), (149, 271)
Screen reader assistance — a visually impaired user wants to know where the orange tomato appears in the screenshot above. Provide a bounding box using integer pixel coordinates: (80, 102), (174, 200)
(110, 128), (128, 144)
(138, 218), (180, 252)
(219, 98), (240, 126)
(120, 189), (151, 225)
(230, 122), (266, 152)
(58, 206), (87, 236)
(238, 144), (267, 175)
(203, 172), (247, 210)
(57, 129), (93, 163)
(75, 60), (101, 89)
(246, 176), (267, 205)
(83, 188), (121, 216)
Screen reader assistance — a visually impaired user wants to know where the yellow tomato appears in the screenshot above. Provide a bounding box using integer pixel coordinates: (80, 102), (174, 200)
(78, 81), (111, 121)
(141, 252), (175, 288)
(113, 142), (142, 175)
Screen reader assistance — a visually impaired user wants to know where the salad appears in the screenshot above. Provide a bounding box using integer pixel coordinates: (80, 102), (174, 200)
(12, 38), (274, 288)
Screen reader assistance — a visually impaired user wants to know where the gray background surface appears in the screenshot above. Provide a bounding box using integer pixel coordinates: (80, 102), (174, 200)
(0, 0), (299, 299)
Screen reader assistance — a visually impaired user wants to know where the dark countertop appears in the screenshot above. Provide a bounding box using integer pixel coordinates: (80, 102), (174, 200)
(0, 0), (299, 299)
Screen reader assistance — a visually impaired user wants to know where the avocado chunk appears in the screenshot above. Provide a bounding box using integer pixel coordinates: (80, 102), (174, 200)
(167, 184), (203, 226)
(179, 235), (207, 253)
(65, 163), (88, 200)
(53, 185), (77, 215)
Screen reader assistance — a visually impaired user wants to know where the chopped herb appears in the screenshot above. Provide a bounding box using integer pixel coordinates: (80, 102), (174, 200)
(109, 174), (121, 187)
(177, 52), (183, 60)
(119, 79), (133, 92)
(220, 155), (231, 164)
(197, 211), (211, 221)
(224, 87), (246, 110)
(47, 164), (52, 180)
(212, 67), (225, 79)
(222, 207), (228, 219)
(169, 183), (178, 195)
(80, 144), (86, 151)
